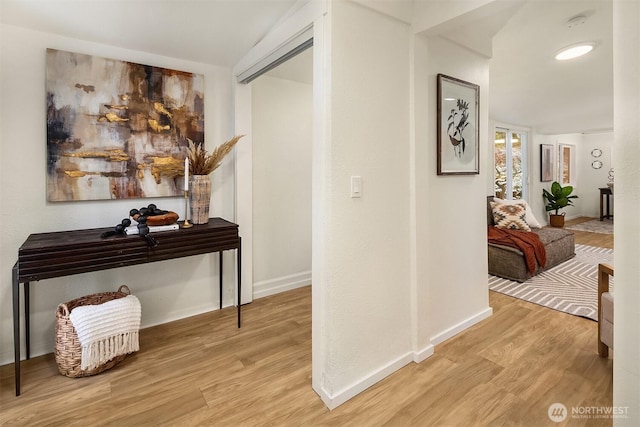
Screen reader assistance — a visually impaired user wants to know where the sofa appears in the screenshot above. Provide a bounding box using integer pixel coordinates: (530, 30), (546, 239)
(487, 196), (576, 282)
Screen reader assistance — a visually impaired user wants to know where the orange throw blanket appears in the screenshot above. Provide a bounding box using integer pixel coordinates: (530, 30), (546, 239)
(488, 226), (547, 274)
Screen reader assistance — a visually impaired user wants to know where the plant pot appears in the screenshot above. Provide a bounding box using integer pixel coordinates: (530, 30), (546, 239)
(189, 175), (211, 224)
(549, 213), (565, 228)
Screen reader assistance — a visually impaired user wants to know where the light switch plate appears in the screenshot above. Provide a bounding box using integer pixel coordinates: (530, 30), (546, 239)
(351, 176), (362, 198)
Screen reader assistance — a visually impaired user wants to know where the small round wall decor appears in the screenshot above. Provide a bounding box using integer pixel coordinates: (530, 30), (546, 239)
(592, 160), (603, 169)
(591, 148), (602, 157)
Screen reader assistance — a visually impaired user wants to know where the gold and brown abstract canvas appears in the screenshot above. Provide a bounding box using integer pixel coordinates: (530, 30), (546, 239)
(46, 49), (204, 201)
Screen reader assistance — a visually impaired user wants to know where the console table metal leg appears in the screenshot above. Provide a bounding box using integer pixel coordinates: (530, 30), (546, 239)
(25, 282), (30, 359)
(12, 262), (21, 396)
(238, 237), (242, 328)
(600, 191), (604, 220)
(219, 251), (223, 310)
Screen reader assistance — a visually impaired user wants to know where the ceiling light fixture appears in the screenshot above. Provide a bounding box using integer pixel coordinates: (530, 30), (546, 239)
(555, 42), (596, 60)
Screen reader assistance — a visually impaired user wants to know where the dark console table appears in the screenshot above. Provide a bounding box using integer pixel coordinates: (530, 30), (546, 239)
(599, 187), (613, 220)
(12, 218), (241, 396)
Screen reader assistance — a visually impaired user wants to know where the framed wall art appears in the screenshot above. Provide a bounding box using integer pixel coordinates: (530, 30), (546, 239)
(46, 49), (204, 201)
(540, 144), (555, 182)
(558, 143), (577, 186)
(437, 74), (480, 175)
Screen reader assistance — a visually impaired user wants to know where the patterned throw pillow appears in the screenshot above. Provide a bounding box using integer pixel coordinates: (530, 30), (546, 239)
(490, 201), (531, 231)
(492, 197), (542, 228)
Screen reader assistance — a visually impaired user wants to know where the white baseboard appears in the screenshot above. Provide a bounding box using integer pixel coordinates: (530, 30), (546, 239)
(413, 342), (435, 363)
(253, 270), (311, 299)
(316, 351), (415, 410)
(430, 307), (493, 346)
(314, 309), (493, 411)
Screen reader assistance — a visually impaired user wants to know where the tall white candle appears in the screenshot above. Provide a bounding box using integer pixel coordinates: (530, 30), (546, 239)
(184, 157), (189, 190)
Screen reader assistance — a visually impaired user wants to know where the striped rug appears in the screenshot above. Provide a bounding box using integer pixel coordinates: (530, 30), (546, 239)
(488, 244), (614, 321)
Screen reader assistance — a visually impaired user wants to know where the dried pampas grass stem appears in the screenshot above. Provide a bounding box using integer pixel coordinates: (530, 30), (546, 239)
(187, 135), (244, 175)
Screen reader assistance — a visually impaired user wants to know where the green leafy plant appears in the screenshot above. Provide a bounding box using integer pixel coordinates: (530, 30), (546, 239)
(543, 181), (578, 215)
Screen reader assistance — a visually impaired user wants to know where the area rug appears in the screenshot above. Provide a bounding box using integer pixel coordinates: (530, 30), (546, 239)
(565, 219), (613, 234)
(488, 244), (614, 321)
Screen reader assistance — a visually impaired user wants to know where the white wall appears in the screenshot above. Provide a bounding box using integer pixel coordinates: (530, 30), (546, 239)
(529, 131), (614, 223)
(419, 35), (492, 343)
(529, 132), (556, 224)
(530, 132), (580, 224)
(317, 0), (413, 408)
(412, 33), (492, 357)
(251, 75), (312, 298)
(0, 24), (236, 365)
(411, 29), (434, 362)
(579, 132), (614, 218)
(613, 0), (640, 422)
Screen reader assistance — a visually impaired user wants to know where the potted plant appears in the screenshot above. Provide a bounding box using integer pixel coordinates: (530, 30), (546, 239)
(543, 181), (578, 227)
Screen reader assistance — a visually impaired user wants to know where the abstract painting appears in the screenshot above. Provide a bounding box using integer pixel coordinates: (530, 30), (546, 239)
(436, 74), (479, 175)
(46, 49), (204, 201)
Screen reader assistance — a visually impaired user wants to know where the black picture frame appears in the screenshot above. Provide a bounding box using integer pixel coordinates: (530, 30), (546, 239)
(437, 74), (480, 175)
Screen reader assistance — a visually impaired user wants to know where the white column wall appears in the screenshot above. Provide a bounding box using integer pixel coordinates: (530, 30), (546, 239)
(410, 30), (434, 361)
(420, 35), (492, 343)
(318, 0), (413, 408)
(316, 0), (494, 407)
(613, 0), (640, 423)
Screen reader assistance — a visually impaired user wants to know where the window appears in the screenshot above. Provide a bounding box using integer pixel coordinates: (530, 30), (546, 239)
(494, 127), (527, 200)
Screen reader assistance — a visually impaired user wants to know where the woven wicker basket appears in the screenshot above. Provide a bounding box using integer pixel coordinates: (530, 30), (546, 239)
(55, 285), (131, 378)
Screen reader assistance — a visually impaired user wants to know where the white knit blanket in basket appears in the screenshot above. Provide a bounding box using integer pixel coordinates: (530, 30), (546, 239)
(69, 295), (141, 370)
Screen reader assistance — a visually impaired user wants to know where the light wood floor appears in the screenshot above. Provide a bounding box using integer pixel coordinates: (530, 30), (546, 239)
(0, 218), (613, 426)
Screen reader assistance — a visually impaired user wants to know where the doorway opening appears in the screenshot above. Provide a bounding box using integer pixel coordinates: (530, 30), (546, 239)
(250, 47), (313, 299)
